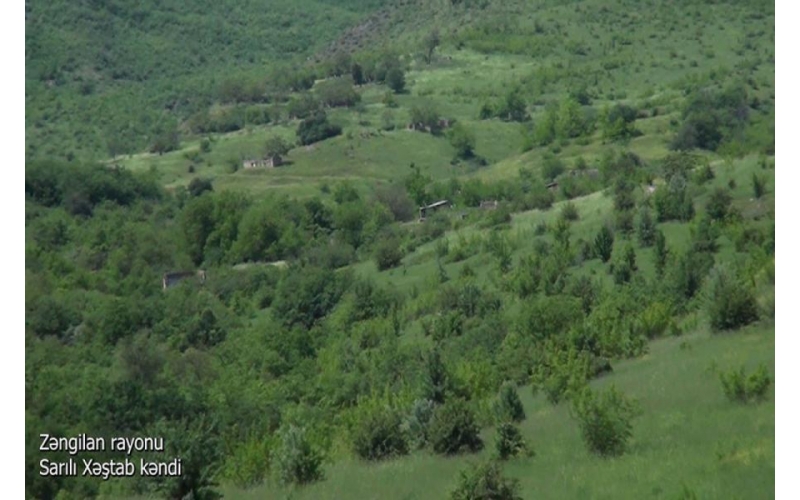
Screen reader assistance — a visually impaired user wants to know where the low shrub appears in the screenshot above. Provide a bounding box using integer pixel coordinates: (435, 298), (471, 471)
(374, 239), (405, 271)
(752, 173), (767, 199)
(221, 437), (271, 488)
(492, 382), (525, 424)
(720, 363), (771, 403)
(494, 423), (531, 461)
(450, 461), (522, 500)
(273, 425), (324, 486)
(351, 404), (409, 461)
(570, 385), (641, 457)
(405, 399), (436, 449)
(429, 398), (484, 455)
(533, 347), (591, 405)
(707, 266), (759, 331)
(560, 201), (580, 221)
(594, 225), (614, 263)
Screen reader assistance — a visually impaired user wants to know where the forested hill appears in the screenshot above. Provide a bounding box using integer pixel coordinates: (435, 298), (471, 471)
(26, 0), (389, 82)
(25, 0), (390, 161)
(25, 0), (774, 162)
(26, 0), (774, 498)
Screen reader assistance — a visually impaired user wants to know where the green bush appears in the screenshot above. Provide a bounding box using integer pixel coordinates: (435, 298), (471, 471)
(654, 229), (668, 277)
(150, 418), (223, 500)
(720, 363), (771, 403)
(405, 398), (436, 449)
(494, 423), (531, 461)
(429, 398), (484, 455)
(560, 201), (579, 221)
(637, 207), (656, 247)
(752, 173), (767, 199)
(188, 177), (214, 197)
(264, 135), (291, 159)
(614, 209), (634, 236)
(517, 295), (584, 344)
(479, 101), (495, 120)
(594, 225), (614, 263)
(273, 425), (324, 486)
(492, 382), (525, 424)
(654, 177), (695, 222)
(374, 238), (404, 270)
(382, 90), (398, 108)
(221, 437), (271, 488)
(611, 243), (637, 285)
(351, 404), (409, 461)
(496, 89), (529, 122)
(27, 295), (79, 340)
(432, 311), (465, 342)
(482, 207), (512, 228)
(707, 266), (759, 331)
(542, 157), (565, 182)
(386, 66), (406, 93)
(409, 103), (442, 135)
(669, 85), (750, 152)
(635, 301), (673, 339)
(450, 461), (522, 500)
(706, 187), (732, 221)
(315, 76), (361, 107)
(601, 103), (638, 141)
(449, 123), (477, 159)
(297, 111), (342, 146)
(534, 347), (591, 405)
(693, 162), (715, 184)
(571, 385), (640, 457)
(287, 93), (320, 119)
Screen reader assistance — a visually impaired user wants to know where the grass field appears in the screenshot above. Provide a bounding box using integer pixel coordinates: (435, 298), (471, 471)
(217, 321), (774, 500)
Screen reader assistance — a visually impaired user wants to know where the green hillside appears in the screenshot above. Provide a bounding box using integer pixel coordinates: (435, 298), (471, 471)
(222, 323), (774, 500)
(25, 0), (775, 499)
(25, 0), (389, 160)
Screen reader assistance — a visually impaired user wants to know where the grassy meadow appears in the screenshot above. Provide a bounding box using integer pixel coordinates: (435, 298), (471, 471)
(221, 322), (774, 500)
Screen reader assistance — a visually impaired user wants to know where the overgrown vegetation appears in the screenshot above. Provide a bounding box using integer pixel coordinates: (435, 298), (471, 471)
(26, 0), (775, 498)
(719, 364), (772, 404)
(450, 461), (522, 500)
(570, 386), (641, 457)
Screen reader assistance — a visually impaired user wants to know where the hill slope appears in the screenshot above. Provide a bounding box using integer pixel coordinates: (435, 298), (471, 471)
(25, 0), (390, 160)
(221, 323), (774, 500)
(25, 1), (775, 499)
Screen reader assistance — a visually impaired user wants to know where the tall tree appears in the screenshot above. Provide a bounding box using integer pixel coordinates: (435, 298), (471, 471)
(386, 66), (406, 94)
(423, 28), (441, 64)
(594, 225), (615, 263)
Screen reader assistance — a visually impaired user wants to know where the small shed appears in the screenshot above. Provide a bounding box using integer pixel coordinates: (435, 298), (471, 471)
(163, 270), (207, 290)
(419, 200), (452, 220)
(242, 156), (283, 170)
(570, 168), (600, 180)
(480, 200), (499, 210)
(546, 181), (559, 192)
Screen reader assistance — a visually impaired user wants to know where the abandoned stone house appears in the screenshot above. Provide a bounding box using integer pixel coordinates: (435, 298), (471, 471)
(242, 155), (283, 170)
(480, 200), (499, 210)
(570, 168), (600, 179)
(162, 270), (207, 290)
(419, 200), (452, 221)
(407, 118), (453, 133)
